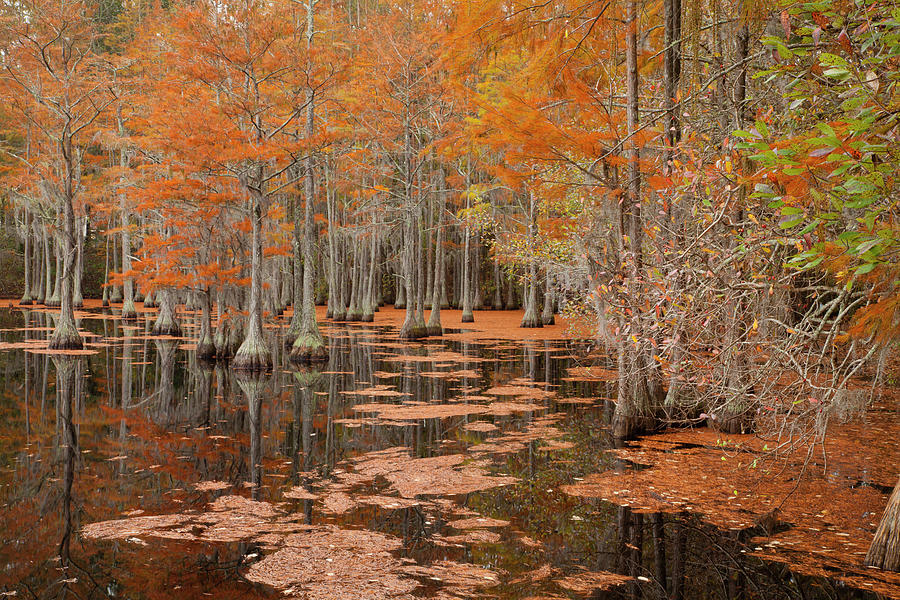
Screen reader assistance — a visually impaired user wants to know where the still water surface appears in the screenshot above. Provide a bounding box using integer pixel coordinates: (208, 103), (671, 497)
(0, 306), (875, 599)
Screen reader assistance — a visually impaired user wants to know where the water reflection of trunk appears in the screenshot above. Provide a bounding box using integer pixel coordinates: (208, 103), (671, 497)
(651, 512), (667, 595)
(53, 357), (82, 580)
(23, 311), (31, 440)
(671, 519), (685, 600)
(236, 372), (266, 500)
(196, 363), (213, 428)
(293, 368), (323, 470)
(118, 337), (133, 476)
(154, 340), (177, 414)
(614, 506), (645, 597)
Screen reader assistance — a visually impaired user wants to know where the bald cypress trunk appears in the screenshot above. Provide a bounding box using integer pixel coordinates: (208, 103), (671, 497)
(234, 191), (273, 371)
(152, 288), (182, 337)
(197, 289), (215, 360)
(346, 245), (361, 321)
(73, 217), (84, 309)
(521, 193), (542, 328)
(290, 1), (328, 364)
(20, 211), (33, 305)
(541, 273), (555, 325)
(109, 235), (123, 304)
(48, 237), (61, 308)
(361, 230), (377, 322)
(397, 215), (419, 340)
(612, 0), (657, 440)
(866, 477), (900, 572)
(472, 232), (483, 310)
(492, 253), (503, 310)
(426, 185), (445, 336)
(42, 226), (51, 305)
(48, 135), (83, 350)
(413, 209), (428, 336)
(285, 195), (305, 345)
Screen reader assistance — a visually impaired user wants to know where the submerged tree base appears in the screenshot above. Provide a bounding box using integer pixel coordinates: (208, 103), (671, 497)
(865, 476), (900, 572)
(232, 349), (273, 371)
(461, 310), (474, 323)
(197, 337), (216, 360)
(709, 409), (755, 435)
(151, 322), (182, 337)
(48, 328), (83, 351)
(290, 334), (328, 363)
(520, 314), (543, 328)
(611, 414), (657, 441)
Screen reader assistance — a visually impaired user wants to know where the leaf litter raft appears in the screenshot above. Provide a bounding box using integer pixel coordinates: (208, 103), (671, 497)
(83, 495), (500, 599)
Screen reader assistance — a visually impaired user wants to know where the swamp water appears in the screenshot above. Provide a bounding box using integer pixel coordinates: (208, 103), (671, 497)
(0, 305), (882, 599)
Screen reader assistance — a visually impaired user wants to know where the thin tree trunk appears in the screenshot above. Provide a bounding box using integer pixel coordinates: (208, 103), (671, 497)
(427, 178), (445, 336)
(49, 235), (61, 307)
(492, 251), (503, 310)
(21, 210), (33, 305)
(101, 228), (109, 307)
(461, 194), (474, 322)
(414, 205), (427, 335)
(109, 234), (123, 303)
(73, 217), (84, 308)
(398, 214), (418, 340)
(521, 192), (542, 328)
